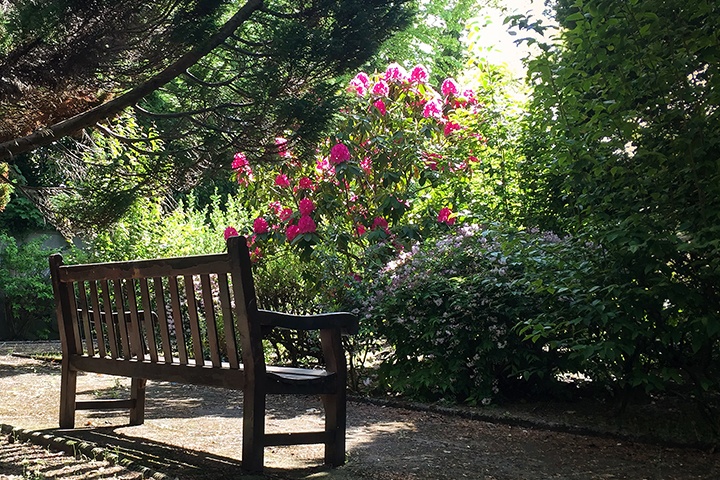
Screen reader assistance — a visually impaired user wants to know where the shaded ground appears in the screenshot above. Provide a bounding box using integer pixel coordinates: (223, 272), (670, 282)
(0, 354), (718, 479)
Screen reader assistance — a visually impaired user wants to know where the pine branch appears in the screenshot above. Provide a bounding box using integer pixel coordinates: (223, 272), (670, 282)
(0, 0), (264, 161)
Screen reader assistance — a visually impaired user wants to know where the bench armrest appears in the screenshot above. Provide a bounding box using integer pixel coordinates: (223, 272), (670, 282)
(256, 309), (359, 335)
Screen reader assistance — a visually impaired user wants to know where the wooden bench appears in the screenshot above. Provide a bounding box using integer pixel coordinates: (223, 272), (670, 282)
(49, 235), (358, 472)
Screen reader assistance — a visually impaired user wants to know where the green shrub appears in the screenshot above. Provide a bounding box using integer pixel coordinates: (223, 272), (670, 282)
(358, 224), (563, 405)
(0, 234), (58, 340)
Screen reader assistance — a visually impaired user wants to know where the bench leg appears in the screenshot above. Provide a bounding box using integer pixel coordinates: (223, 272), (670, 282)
(322, 392), (347, 466)
(242, 386), (265, 472)
(59, 359), (77, 429)
(129, 378), (147, 425)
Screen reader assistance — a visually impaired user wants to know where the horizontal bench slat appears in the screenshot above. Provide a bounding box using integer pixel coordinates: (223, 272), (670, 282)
(58, 256), (232, 282)
(76, 399), (136, 410)
(263, 431), (332, 447)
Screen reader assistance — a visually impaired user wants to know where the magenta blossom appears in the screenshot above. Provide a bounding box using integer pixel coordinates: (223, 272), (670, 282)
(437, 207), (456, 225)
(422, 98), (443, 119)
(409, 65), (429, 84)
(441, 78), (460, 96)
(360, 156), (372, 175)
(223, 226), (238, 240)
(373, 99), (387, 116)
(275, 137), (291, 158)
(297, 215), (317, 234)
(384, 62), (408, 83)
(444, 121), (461, 136)
(372, 216), (389, 231)
(279, 208), (293, 222)
(268, 201), (282, 214)
(372, 80), (389, 97)
(356, 224), (366, 236)
(330, 143), (351, 164)
(349, 72), (370, 96)
(298, 176), (315, 190)
(253, 217), (269, 234)
(299, 198), (315, 216)
(286, 223), (301, 242)
(232, 152), (249, 169)
(275, 173), (290, 187)
(232, 152), (253, 186)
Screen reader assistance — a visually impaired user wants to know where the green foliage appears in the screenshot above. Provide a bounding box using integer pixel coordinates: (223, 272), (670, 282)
(517, 0), (720, 402)
(357, 225), (562, 405)
(371, 0), (484, 82)
(0, 195), (45, 236)
(74, 193), (249, 263)
(0, 234), (57, 340)
(0, 163), (11, 212)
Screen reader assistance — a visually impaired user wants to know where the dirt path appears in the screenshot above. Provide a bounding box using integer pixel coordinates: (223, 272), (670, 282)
(0, 355), (718, 479)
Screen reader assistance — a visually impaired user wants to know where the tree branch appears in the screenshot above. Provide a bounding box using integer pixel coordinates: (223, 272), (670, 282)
(0, 0), (264, 161)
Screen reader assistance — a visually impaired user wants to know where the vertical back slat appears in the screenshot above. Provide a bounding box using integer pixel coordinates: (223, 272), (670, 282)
(139, 278), (158, 363)
(66, 284), (82, 354)
(218, 273), (239, 369)
(168, 276), (188, 364)
(201, 274), (221, 367)
(184, 275), (205, 366)
(153, 277), (173, 363)
(88, 281), (107, 358)
(76, 282), (95, 356)
(112, 280), (130, 359)
(125, 279), (145, 359)
(99, 280), (119, 359)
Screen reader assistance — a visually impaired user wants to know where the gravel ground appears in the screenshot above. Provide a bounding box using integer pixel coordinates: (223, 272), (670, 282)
(0, 353), (718, 479)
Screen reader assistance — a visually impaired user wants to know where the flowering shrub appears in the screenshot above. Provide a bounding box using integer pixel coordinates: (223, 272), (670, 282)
(357, 225), (565, 404)
(228, 62), (490, 269)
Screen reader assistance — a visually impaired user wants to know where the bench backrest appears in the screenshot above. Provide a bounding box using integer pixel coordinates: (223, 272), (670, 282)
(49, 236), (264, 372)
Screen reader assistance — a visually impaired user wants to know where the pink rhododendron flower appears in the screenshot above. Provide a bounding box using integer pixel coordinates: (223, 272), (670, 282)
(349, 72), (370, 96)
(275, 137), (291, 158)
(298, 198), (315, 216)
(250, 247), (262, 262)
(356, 224), (366, 236)
(437, 207), (456, 225)
(268, 201), (282, 214)
(423, 152), (442, 170)
(441, 78), (460, 96)
(372, 80), (389, 97)
(384, 62), (407, 83)
(329, 143), (351, 164)
(232, 152), (254, 186)
(223, 226), (238, 240)
(274, 173), (290, 187)
(286, 224), (300, 242)
(279, 208), (293, 222)
(468, 155), (480, 163)
(316, 157), (336, 177)
(372, 216), (389, 231)
(360, 156), (372, 175)
(297, 215), (317, 234)
(409, 65), (429, 84)
(422, 98), (443, 119)
(443, 121), (461, 136)
(231, 152), (249, 169)
(253, 217), (269, 234)
(373, 99), (387, 116)
(462, 89), (477, 104)
(298, 176), (314, 190)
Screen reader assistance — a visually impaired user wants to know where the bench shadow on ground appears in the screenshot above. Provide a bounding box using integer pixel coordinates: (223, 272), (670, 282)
(79, 380), (323, 421)
(0, 358), (60, 378)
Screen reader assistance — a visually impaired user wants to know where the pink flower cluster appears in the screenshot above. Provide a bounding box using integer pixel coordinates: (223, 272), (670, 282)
(437, 207), (456, 226)
(330, 143), (351, 164)
(349, 64), (429, 99)
(232, 152), (253, 186)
